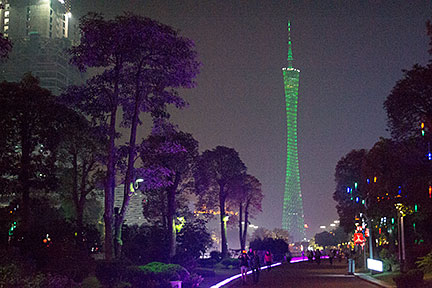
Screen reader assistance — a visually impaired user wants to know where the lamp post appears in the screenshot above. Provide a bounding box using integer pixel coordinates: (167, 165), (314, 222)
(395, 203), (411, 273)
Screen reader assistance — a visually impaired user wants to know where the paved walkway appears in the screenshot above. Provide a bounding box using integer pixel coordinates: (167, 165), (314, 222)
(225, 262), (388, 288)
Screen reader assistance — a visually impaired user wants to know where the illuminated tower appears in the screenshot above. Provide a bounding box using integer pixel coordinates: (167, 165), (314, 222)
(281, 21), (305, 242)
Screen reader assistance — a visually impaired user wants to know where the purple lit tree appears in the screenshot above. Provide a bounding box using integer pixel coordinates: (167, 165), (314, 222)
(229, 174), (263, 251)
(195, 146), (246, 258)
(68, 13), (200, 260)
(140, 130), (199, 260)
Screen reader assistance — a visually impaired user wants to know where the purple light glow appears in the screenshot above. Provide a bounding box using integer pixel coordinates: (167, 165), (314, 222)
(210, 262), (282, 288)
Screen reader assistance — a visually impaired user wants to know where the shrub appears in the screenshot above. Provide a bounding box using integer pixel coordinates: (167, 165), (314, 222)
(41, 273), (78, 288)
(380, 248), (399, 272)
(197, 258), (217, 268)
(210, 251), (222, 262)
(172, 252), (197, 272)
(416, 250), (432, 273)
(221, 258), (239, 269)
(393, 269), (424, 288)
(182, 272), (204, 288)
(95, 260), (129, 286)
(138, 262), (189, 281)
(81, 276), (102, 288)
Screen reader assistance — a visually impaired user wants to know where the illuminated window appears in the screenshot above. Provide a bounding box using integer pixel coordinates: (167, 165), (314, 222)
(4, 18), (8, 25)
(4, 26), (8, 32)
(5, 11), (9, 17)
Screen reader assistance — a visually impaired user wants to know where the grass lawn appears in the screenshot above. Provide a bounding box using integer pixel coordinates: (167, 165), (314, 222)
(372, 271), (398, 286)
(371, 271), (432, 287)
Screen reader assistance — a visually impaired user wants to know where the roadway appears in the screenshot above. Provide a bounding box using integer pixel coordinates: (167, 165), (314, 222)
(227, 261), (380, 288)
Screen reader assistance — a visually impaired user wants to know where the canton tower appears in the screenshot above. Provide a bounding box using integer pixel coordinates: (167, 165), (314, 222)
(281, 21), (306, 242)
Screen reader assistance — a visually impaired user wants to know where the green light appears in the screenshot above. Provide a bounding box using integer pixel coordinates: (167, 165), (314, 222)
(362, 200), (365, 205)
(281, 21), (305, 242)
(391, 218), (395, 224)
(415, 204), (418, 212)
(354, 182), (358, 189)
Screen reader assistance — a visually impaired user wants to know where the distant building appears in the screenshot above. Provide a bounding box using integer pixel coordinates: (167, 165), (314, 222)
(281, 21), (306, 242)
(114, 185), (146, 226)
(0, 0), (83, 95)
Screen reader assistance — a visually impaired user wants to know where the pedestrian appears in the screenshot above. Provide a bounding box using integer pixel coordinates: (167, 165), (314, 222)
(329, 249), (334, 265)
(247, 247), (254, 268)
(337, 249), (342, 263)
(251, 250), (261, 283)
(264, 250), (273, 271)
(307, 250), (313, 262)
(315, 249), (321, 265)
(287, 250), (293, 264)
(238, 250), (249, 284)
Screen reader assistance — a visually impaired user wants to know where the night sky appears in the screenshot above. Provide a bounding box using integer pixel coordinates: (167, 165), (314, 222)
(74, 1), (431, 239)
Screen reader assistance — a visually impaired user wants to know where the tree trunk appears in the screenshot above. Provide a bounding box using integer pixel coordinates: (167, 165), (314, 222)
(167, 173), (181, 261)
(242, 201), (250, 251)
(219, 184), (228, 258)
(104, 101), (118, 261)
(239, 203), (244, 251)
(19, 117), (31, 238)
(114, 71), (142, 258)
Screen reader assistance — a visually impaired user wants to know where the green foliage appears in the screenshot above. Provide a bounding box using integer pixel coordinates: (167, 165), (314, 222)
(81, 276), (102, 288)
(176, 218), (212, 259)
(416, 250), (432, 273)
(138, 262), (189, 281)
(379, 248), (399, 272)
(182, 272), (204, 288)
(122, 225), (169, 264)
(210, 251), (223, 262)
(221, 258), (240, 269)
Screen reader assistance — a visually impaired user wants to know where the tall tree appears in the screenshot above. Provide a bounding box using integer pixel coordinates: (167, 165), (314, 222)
(68, 12), (131, 260)
(230, 174), (263, 251)
(67, 13), (200, 259)
(0, 74), (66, 241)
(333, 149), (367, 233)
(56, 110), (105, 240)
(0, 32), (12, 58)
(140, 130), (199, 260)
(195, 146), (246, 257)
(114, 14), (200, 258)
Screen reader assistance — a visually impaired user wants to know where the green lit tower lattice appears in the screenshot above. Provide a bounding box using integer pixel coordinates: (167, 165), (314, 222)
(281, 21), (306, 242)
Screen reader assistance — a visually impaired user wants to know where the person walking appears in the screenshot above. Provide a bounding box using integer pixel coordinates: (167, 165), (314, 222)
(315, 249), (322, 265)
(264, 250), (273, 271)
(329, 249), (334, 265)
(251, 250), (261, 283)
(238, 251), (249, 284)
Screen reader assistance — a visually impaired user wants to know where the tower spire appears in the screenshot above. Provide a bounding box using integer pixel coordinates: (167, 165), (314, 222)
(287, 21), (293, 68)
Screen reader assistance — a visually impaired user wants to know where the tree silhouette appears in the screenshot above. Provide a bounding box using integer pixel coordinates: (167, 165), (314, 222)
(67, 13), (200, 259)
(195, 146), (246, 257)
(229, 174), (263, 251)
(140, 130), (199, 260)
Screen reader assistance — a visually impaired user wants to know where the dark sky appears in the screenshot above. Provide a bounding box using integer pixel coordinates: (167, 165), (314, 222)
(74, 1), (431, 239)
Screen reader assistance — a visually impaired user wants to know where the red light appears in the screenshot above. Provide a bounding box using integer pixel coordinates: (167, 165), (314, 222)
(43, 239), (47, 243)
(429, 186), (431, 199)
(379, 228), (381, 234)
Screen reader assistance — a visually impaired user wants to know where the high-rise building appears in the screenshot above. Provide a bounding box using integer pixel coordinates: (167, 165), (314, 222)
(281, 21), (306, 242)
(0, 0), (82, 95)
